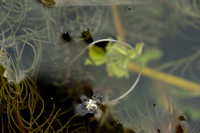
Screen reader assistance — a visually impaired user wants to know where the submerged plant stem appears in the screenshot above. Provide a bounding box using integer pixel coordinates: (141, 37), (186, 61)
(14, 111), (27, 133)
(128, 62), (200, 93)
(111, 5), (125, 41)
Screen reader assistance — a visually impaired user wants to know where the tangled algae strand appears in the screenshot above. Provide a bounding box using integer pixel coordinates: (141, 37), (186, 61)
(0, 33), (82, 132)
(0, 0), (83, 132)
(0, 0), (28, 37)
(0, 64), (39, 132)
(0, 44), (39, 131)
(68, 38), (142, 125)
(172, 0), (200, 28)
(0, 70), (77, 132)
(0, 42), (76, 133)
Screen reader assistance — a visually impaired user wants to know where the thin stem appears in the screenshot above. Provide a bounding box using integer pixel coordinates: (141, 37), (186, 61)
(111, 5), (125, 41)
(128, 62), (200, 93)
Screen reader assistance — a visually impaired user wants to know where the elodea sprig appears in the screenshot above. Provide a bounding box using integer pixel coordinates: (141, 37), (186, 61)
(84, 36), (144, 78)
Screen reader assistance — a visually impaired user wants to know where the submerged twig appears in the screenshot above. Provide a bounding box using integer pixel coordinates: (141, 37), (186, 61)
(128, 62), (200, 93)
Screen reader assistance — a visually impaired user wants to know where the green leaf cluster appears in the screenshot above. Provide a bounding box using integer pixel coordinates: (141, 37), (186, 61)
(85, 38), (144, 78)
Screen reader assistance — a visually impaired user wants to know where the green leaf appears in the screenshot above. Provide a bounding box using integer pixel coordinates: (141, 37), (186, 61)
(140, 48), (163, 66)
(84, 58), (94, 65)
(129, 42), (144, 59)
(85, 45), (107, 66)
(107, 62), (129, 78)
(106, 42), (133, 78)
(84, 36), (144, 79)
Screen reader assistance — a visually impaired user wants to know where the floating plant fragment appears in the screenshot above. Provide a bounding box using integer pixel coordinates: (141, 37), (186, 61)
(84, 44), (107, 66)
(81, 28), (93, 44)
(85, 37), (144, 78)
(106, 41), (143, 78)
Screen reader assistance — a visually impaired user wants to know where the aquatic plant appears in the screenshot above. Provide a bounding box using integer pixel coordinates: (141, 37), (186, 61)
(0, 35), (41, 132)
(172, 0), (200, 30)
(0, 0), (28, 38)
(84, 37), (144, 78)
(0, 61), (38, 131)
(0, 75), (76, 132)
(0, 45), (81, 132)
(0, 1), (50, 131)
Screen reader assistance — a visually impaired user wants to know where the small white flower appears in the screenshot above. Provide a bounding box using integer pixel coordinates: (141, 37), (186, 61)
(75, 95), (102, 116)
(85, 99), (98, 113)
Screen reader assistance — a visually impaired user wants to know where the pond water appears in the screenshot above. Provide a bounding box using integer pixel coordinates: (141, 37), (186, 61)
(0, 0), (200, 132)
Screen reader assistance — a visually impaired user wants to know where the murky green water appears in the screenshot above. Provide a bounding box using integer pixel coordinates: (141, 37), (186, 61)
(0, 0), (200, 132)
